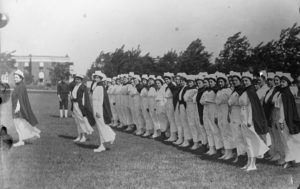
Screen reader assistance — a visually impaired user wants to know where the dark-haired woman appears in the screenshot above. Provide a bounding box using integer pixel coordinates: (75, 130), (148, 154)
(11, 70), (41, 147)
(92, 72), (116, 152)
(239, 72), (269, 171)
(177, 75), (192, 147)
(155, 76), (168, 139)
(201, 74), (223, 155)
(194, 74), (208, 149)
(200, 77), (215, 155)
(275, 73), (300, 168)
(71, 74), (94, 143)
(262, 73), (283, 164)
(215, 73), (234, 160)
(184, 76), (199, 150)
(228, 72), (246, 162)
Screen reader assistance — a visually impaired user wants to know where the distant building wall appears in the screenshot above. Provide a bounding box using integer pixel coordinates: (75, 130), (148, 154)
(11, 55), (74, 85)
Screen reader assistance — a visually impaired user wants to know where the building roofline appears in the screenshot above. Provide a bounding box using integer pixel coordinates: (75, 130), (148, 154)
(12, 54), (73, 64)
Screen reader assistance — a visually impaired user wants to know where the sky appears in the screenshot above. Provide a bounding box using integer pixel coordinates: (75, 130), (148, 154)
(1, 0), (300, 74)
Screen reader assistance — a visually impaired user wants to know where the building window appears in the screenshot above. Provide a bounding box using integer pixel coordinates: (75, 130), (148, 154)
(39, 62), (44, 68)
(39, 71), (45, 83)
(24, 62), (29, 67)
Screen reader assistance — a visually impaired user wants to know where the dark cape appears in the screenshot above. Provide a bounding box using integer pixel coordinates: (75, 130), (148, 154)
(165, 82), (179, 110)
(97, 82), (112, 124)
(71, 84), (96, 126)
(262, 86), (280, 127)
(0, 126), (13, 151)
(171, 84), (182, 110)
(196, 87), (206, 125)
(11, 81), (38, 126)
(233, 85), (244, 96)
(69, 79), (76, 92)
(178, 85), (195, 109)
(90, 80), (96, 93)
(243, 85), (268, 135)
(280, 86), (300, 135)
(136, 83), (144, 93)
(207, 86), (218, 93)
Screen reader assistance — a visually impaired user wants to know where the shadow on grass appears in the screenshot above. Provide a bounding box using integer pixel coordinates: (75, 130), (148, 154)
(50, 115), (60, 118)
(114, 128), (283, 169)
(58, 134), (76, 140)
(75, 142), (111, 151)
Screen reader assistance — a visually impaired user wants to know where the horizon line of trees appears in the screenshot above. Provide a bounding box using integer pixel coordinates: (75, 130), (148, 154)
(87, 23), (300, 80)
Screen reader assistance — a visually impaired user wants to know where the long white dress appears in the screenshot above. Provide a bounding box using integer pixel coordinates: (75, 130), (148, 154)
(276, 93), (300, 163)
(216, 88), (234, 150)
(155, 85), (169, 132)
(72, 84), (94, 135)
(228, 91), (246, 156)
(13, 100), (40, 141)
(92, 85), (116, 143)
(14, 118), (40, 141)
(184, 88), (199, 143)
(239, 92), (269, 158)
(164, 85), (177, 133)
(201, 90), (223, 149)
(200, 90), (214, 147)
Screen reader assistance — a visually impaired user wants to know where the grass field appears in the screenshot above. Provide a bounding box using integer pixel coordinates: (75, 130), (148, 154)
(0, 93), (299, 189)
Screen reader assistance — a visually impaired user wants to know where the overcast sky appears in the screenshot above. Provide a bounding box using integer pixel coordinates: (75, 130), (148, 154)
(1, 0), (300, 74)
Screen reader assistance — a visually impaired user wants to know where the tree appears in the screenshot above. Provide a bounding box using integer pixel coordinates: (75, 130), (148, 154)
(48, 63), (71, 85)
(154, 50), (178, 75)
(275, 23), (300, 77)
(0, 52), (16, 75)
(176, 39), (212, 74)
(215, 32), (251, 73)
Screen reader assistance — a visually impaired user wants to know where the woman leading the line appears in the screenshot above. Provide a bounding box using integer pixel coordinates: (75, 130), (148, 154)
(11, 70), (41, 147)
(239, 72), (269, 171)
(71, 74), (95, 143)
(92, 71), (116, 152)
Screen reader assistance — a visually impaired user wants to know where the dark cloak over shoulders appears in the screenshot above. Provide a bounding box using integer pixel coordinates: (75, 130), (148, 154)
(280, 86), (300, 135)
(71, 84), (96, 126)
(97, 82), (112, 124)
(11, 81), (38, 126)
(243, 85), (268, 135)
(262, 86), (280, 127)
(196, 87), (206, 125)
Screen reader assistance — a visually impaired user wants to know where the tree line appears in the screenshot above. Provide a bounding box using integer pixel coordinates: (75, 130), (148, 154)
(87, 23), (300, 79)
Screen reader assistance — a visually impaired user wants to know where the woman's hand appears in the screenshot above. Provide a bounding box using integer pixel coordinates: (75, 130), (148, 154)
(96, 112), (101, 118)
(279, 122), (284, 130)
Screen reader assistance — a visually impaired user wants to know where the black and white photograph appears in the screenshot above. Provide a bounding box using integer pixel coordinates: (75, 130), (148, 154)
(0, 0), (300, 188)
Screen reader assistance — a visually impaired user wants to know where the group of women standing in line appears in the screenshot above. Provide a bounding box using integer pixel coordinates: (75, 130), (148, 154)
(105, 71), (300, 171)
(7, 69), (300, 171)
(8, 69), (116, 154)
(69, 71), (116, 153)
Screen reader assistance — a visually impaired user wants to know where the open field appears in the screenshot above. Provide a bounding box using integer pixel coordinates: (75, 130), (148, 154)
(0, 93), (299, 189)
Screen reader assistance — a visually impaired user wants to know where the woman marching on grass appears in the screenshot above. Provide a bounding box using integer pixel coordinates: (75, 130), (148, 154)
(177, 73), (192, 147)
(154, 76), (169, 140)
(201, 74), (223, 156)
(184, 75), (200, 150)
(71, 74), (95, 143)
(228, 72), (247, 163)
(92, 71), (116, 152)
(262, 72), (285, 165)
(239, 72), (269, 171)
(194, 73), (209, 150)
(11, 70), (41, 147)
(275, 73), (300, 168)
(215, 72), (235, 160)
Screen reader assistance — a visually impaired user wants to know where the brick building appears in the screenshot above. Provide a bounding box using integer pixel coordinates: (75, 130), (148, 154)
(11, 54), (74, 85)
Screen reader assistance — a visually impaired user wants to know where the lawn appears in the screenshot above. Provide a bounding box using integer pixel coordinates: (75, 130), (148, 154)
(0, 93), (299, 189)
